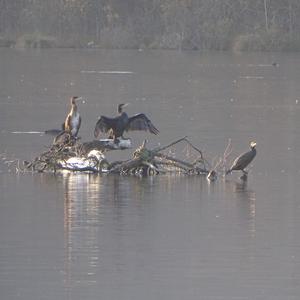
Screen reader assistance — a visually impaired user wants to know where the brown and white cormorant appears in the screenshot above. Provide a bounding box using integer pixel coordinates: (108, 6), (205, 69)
(94, 103), (159, 141)
(64, 96), (81, 137)
(226, 141), (257, 176)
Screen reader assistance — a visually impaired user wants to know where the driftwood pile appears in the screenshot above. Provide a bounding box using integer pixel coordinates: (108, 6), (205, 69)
(22, 135), (212, 176)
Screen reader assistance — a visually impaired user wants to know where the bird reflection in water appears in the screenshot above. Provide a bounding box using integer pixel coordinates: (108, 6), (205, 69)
(233, 180), (256, 237)
(63, 173), (102, 291)
(62, 173), (155, 292)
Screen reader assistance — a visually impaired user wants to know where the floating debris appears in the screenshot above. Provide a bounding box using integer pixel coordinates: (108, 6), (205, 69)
(57, 150), (109, 173)
(81, 70), (135, 74)
(207, 169), (218, 181)
(239, 76), (264, 80)
(21, 136), (211, 176)
(12, 131), (43, 134)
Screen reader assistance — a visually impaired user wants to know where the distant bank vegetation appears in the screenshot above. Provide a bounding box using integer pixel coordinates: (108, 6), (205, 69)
(1, 0), (300, 51)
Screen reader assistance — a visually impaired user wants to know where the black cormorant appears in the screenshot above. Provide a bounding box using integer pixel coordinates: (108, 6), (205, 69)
(94, 103), (159, 141)
(226, 141), (257, 175)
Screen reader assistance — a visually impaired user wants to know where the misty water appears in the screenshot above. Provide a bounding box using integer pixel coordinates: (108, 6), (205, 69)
(1, 49), (300, 299)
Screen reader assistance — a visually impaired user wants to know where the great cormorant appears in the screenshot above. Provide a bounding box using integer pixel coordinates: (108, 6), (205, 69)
(94, 103), (159, 141)
(64, 96), (81, 137)
(226, 141), (257, 175)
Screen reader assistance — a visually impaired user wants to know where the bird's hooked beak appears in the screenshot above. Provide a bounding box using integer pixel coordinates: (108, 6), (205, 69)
(72, 96), (86, 104)
(118, 103), (130, 113)
(75, 96), (83, 102)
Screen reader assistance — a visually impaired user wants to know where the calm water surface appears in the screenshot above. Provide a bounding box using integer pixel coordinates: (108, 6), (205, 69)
(1, 49), (300, 299)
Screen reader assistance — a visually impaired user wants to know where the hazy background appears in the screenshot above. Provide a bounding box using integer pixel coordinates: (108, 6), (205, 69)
(1, 0), (300, 51)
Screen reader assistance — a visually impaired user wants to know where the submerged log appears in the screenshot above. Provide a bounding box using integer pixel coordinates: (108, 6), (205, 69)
(23, 136), (210, 176)
(109, 138), (209, 176)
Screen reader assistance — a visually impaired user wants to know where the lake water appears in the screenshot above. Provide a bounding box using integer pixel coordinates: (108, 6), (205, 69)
(1, 49), (300, 299)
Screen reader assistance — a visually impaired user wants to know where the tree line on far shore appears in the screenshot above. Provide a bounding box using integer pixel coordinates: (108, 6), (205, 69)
(1, 0), (300, 51)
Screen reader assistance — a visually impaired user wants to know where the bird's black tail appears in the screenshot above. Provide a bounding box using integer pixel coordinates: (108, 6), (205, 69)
(44, 129), (63, 136)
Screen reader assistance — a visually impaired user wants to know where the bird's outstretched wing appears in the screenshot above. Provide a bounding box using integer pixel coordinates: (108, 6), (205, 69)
(126, 113), (159, 134)
(94, 116), (115, 138)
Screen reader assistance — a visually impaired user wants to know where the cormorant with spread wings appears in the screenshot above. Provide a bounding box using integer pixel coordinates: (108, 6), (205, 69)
(94, 103), (159, 141)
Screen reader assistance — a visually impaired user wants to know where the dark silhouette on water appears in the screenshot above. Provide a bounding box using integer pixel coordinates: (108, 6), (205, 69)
(44, 123), (64, 136)
(226, 141), (257, 178)
(94, 103), (159, 141)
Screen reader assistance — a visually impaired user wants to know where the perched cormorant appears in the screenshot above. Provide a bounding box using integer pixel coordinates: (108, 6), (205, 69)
(64, 96), (81, 137)
(94, 103), (159, 141)
(226, 141), (257, 176)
